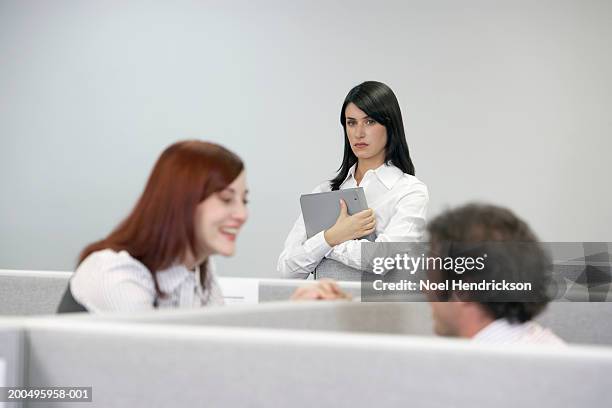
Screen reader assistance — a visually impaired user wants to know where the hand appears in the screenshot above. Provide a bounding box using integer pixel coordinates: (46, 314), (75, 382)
(324, 199), (376, 246)
(290, 279), (352, 301)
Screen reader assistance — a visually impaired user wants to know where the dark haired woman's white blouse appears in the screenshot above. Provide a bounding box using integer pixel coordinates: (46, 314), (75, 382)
(70, 249), (225, 312)
(278, 163), (428, 279)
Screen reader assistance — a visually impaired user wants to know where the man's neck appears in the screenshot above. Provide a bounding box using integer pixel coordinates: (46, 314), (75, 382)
(457, 314), (495, 339)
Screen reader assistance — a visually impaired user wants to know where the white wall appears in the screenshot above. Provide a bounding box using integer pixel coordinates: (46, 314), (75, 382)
(1, 0), (611, 277)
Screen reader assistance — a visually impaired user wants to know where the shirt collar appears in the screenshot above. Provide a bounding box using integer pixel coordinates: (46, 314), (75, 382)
(155, 264), (192, 294)
(473, 319), (513, 341)
(342, 162), (404, 190)
(473, 319), (539, 342)
(342, 162), (403, 189)
(340, 163), (358, 186)
(156, 258), (215, 294)
(374, 163), (404, 190)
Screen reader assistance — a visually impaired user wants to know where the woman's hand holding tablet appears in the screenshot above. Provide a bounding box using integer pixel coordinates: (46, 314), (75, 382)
(323, 199), (376, 246)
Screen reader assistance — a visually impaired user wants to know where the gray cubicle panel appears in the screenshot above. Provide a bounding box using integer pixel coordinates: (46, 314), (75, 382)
(257, 278), (363, 302)
(3, 267), (609, 346)
(0, 270), (358, 313)
(0, 270), (71, 316)
(255, 281), (612, 345)
(0, 320), (25, 408)
(536, 302), (612, 346)
(314, 258), (363, 281)
(22, 319), (612, 408)
(56, 299), (612, 346)
(58, 301), (435, 336)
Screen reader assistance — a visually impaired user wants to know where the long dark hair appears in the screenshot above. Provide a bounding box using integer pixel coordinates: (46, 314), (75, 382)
(330, 81), (415, 190)
(79, 140), (244, 296)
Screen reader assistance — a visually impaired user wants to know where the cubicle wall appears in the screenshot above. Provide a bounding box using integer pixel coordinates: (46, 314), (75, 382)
(536, 302), (612, 345)
(3, 269), (612, 346)
(0, 320), (25, 408)
(2, 268), (612, 407)
(19, 318), (612, 408)
(0, 271), (71, 316)
(55, 299), (612, 346)
(0, 270), (363, 314)
(62, 301), (434, 336)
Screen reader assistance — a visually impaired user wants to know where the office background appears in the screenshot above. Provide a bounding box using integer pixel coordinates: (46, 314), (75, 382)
(1, 0), (610, 277)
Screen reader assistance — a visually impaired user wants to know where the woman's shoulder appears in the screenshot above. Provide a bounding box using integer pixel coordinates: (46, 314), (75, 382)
(72, 249), (157, 312)
(75, 249), (154, 285)
(395, 172), (429, 195)
(388, 172), (429, 210)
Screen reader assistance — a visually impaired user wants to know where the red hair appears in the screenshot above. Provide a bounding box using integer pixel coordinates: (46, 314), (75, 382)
(79, 140), (244, 296)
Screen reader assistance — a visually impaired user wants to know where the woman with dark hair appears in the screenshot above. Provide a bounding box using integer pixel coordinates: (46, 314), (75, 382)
(60, 140), (249, 312)
(278, 81), (429, 279)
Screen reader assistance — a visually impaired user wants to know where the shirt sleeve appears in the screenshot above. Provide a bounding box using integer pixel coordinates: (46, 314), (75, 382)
(326, 182), (429, 270)
(71, 252), (157, 313)
(277, 184), (334, 279)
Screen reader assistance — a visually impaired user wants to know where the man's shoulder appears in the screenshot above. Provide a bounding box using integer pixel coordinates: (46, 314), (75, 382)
(472, 319), (566, 346)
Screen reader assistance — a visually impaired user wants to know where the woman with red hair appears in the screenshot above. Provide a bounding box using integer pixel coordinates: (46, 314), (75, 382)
(58, 140), (347, 313)
(59, 140), (249, 312)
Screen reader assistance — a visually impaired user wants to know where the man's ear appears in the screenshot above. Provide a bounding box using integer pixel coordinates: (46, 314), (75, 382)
(448, 292), (464, 303)
(446, 293), (470, 317)
(456, 300), (488, 319)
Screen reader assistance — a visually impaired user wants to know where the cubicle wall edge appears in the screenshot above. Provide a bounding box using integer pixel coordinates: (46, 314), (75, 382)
(0, 320), (26, 408)
(18, 318), (612, 408)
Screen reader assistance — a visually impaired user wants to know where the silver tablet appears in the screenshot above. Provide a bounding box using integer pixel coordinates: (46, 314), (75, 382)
(300, 187), (376, 241)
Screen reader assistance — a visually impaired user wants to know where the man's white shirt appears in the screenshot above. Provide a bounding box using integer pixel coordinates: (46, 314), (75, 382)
(473, 319), (566, 345)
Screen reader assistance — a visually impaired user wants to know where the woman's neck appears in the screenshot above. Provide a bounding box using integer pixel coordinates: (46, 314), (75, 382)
(355, 156), (385, 185)
(183, 249), (208, 271)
